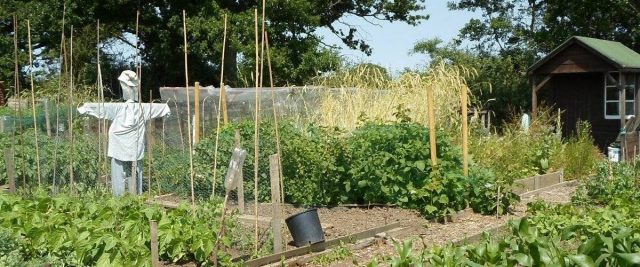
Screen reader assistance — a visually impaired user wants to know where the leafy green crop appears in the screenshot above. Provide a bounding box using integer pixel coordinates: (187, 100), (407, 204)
(0, 190), (238, 266)
(191, 119), (518, 219)
(572, 162), (640, 206)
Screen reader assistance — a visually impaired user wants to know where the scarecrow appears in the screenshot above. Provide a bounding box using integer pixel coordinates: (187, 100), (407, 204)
(78, 70), (170, 195)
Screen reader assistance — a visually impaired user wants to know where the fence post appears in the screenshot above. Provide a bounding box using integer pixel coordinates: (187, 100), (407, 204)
(269, 154), (283, 253)
(150, 220), (159, 267)
(44, 98), (52, 137)
(4, 149), (16, 193)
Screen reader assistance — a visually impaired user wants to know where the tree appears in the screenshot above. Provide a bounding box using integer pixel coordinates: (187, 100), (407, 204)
(412, 38), (532, 122)
(424, 0), (640, 124)
(1, 0), (428, 99)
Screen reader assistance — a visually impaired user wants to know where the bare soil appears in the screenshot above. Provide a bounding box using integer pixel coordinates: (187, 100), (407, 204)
(154, 182), (578, 266)
(275, 182), (578, 267)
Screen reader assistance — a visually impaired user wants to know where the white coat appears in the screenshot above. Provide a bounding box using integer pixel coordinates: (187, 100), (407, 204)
(78, 100), (171, 161)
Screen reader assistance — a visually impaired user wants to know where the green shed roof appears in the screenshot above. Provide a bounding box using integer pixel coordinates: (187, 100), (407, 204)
(528, 36), (640, 75)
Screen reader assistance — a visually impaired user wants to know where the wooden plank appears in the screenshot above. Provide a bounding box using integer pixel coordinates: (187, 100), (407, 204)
(513, 171), (563, 195)
(269, 154), (283, 253)
(241, 221), (404, 267)
(146, 199), (181, 209)
(533, 75), (552, 92)
(4, 149), (16, 193)
(519, 180), (577, 198)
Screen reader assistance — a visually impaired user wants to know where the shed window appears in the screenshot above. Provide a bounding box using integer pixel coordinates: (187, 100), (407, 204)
(604, 72), (636, 119)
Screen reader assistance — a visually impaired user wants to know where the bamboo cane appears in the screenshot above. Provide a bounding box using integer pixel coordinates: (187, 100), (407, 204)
(96, 20), (103, 187)
(253, 8), (261, 255)
(183, 10), (196, 209)
(211, 14), (228, 197)
(68, 25), (75, 189)
(461, 87), (468, 177)
(27, 20), (42, 186)
(13, 15), (26, 187)
(264, 32), (284, 203)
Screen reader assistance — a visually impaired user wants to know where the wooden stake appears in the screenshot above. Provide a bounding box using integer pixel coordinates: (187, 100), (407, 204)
(44, 99), (52, 137)
(27, 20), (42, 186)
(235, 129), (244, 214)
(461, 87), (468, 177)
(264, 33), (285, 203)
(194, 82), (200, 144)
(183, 10), (196, 209)
(4, 149), (16, 193)
(269, 154), (283, 253)
(427, 85), (437, 168)
(96, 20), (106, 187)
(150, 220), (159, 267)
(253, 8), (261, 255)
(211, 14), (228, 196)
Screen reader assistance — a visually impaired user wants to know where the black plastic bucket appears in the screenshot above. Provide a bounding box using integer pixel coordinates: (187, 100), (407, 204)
(285, 208), (325, 247)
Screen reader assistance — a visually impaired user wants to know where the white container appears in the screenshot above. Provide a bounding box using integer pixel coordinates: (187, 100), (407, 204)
(608, 147), (621, 162)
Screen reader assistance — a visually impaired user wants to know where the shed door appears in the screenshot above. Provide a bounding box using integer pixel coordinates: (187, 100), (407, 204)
(547, 73), (618, 150)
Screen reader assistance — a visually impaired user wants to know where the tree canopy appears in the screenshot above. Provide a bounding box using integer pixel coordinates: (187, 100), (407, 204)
(414, 0), (640, 123)
(1, 0), (427, 99)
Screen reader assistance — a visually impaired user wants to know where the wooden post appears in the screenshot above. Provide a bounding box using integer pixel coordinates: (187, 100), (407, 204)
(44, 99), (52, 137)
(130, 161), (137, 194)
(194, 82), (200, 144)
(4, 149), (16, 193)
(235, 130), (245, 214)
(461, 87), (468, 177)
(427, 85), (437, 167)
(269, 154), (283, 253)
(620, 73), (627, 131)
(531, 77), (537, 119)
(150, 220), (159, 267)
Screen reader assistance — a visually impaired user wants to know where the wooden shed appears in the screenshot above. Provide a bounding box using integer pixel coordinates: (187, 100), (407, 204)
(528, 36), (640, 158)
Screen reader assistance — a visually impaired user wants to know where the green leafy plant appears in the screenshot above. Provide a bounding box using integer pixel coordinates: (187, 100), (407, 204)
(467, 167), (520, 215)
(572, 162), (640, 206)
(0, 190), (239, 266)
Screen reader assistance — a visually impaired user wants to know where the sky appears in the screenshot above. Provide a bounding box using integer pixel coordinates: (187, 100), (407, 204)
(316, 1), (478, 73)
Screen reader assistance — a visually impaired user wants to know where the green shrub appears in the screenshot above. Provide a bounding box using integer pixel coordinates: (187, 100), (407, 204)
(345, 121), (467, 218)
(467, 167), (520, 215)
(550, 121), (602, 180)
(572, 162), (640, 206)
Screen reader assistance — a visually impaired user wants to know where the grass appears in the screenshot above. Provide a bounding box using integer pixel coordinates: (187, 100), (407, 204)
(310, 62), (474, 135)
